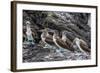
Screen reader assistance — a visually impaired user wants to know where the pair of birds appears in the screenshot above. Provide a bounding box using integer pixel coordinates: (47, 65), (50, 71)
(39, 28), (90, 55)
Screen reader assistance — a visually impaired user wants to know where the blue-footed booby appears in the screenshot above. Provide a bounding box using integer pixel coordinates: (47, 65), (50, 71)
(72, 38), (90, 54)
(61, 31), (72, 48)
(39, 28), (55, 48)
(26, 21), (35, 45)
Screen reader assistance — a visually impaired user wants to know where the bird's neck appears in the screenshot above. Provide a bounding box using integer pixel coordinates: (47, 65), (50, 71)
(62, 34), (66, 41)
(46, 32), (50, 36)
(41, 31), (48, 38)
(53, 32), (59, 39)
(26, 26), (32, 35)
(26, 25), (31, 32)
(76, 40), (85, 53)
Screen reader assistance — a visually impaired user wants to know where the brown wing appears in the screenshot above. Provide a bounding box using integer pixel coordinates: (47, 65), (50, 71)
(56, 38), (74, 52)
(45, 36), (55, 45)
(80, 42), (90, 52)
(65, 38), (72, 46)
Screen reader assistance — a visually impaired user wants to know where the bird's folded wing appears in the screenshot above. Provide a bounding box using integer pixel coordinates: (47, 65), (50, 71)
(56, 38), (74, 51)
(45, 37), (54, 45)
(65, 38), (72, 46)
(80, 42), (90, 52)
(80, 39), (88, 47)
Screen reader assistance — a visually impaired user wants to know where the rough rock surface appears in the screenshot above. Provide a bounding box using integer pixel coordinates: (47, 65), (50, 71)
(23, 10), (91, 62)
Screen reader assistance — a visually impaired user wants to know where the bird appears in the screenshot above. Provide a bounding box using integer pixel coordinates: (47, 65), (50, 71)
(61, 31), (72, 48)
(52, 30), (74, 52)
(25, 21), (35, 45)
(72, 38), (90, 54)
(39, 28), (55, 48)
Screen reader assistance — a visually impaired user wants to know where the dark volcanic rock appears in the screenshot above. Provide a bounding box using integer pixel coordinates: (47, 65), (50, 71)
(23, 10), (91, 62)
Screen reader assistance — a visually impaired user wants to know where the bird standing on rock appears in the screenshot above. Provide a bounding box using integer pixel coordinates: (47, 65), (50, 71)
(39, 28), (55, 48)
(61, 31), (73, 48)
(72, 38), (90, 55)
(26, 21), (35, 46)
